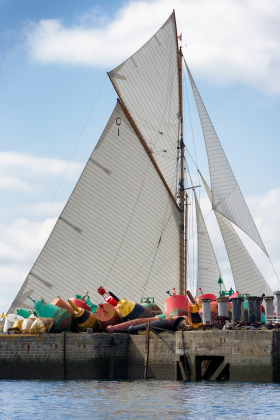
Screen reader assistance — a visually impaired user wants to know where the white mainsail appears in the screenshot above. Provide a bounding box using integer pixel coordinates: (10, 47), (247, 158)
(200, 172), (273, 296)
(108, 12), (179, 196)
(9, 103), (180, 313)
(186, 64), (267, 256)
(194, 191), (224, 296)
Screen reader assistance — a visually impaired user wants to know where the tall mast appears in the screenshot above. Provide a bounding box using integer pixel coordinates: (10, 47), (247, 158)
(178, 45), (185, 295)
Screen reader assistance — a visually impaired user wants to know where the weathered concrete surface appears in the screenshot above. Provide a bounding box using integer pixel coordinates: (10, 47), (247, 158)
(0, 333), (175, 380)
(0, 334), (64, 379)
(176, 330), (280, 381)
(128, 334), (176, 379)
(1, 330), (280, 381)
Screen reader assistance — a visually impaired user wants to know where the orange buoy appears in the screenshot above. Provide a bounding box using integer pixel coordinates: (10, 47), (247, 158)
(95, 303), (122, 329)
(51, 297), (74, 319)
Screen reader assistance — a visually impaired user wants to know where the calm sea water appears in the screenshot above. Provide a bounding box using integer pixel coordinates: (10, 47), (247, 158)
(0, 380), (280, 419)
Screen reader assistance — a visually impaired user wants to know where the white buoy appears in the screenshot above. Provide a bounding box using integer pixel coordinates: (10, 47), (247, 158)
(217, 297), (229, 317)
(3, 314), (24, 333)
(264, 296), (274, 324)
(201, 298), (211, 325)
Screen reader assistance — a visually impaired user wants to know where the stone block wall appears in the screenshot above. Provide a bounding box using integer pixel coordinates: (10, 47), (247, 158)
(65, 334), (129, 379)
(128, 334), (176, 379)
(0, 334), (64, 379)
(1, 330), (280, 381)
(176, 330), (280, 381)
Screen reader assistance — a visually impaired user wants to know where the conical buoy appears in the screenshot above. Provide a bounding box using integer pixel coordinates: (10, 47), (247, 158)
(68, 300), (99, 332)
(117, 299), (153, 322)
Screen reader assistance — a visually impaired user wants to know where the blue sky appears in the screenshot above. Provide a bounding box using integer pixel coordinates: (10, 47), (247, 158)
(1, 0), (280, 314)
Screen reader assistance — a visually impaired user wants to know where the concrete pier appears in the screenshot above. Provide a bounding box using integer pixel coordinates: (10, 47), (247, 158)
(0, 331), (280, 381)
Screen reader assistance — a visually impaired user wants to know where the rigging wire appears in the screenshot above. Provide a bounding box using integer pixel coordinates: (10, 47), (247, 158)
(4, 74), (108, 313)
(268, 257), (280, 285)
(182, 59), (199, 187)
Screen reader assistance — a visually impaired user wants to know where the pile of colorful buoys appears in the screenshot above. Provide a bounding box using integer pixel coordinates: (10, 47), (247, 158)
(1, 286), (209, 335)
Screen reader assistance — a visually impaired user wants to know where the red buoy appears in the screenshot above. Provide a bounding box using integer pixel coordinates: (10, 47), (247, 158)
(97, 286), (119, 307)
(197, 293), (217, 301)
(69, 295), (91, 312)
(164, 288), (189, 317)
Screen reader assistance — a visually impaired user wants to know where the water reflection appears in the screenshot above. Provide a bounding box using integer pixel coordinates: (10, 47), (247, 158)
(0, 380), (280, 419)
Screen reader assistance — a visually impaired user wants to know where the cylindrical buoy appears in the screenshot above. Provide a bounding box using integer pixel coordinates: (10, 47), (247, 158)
(106, 317), (158, 333)
(274, 291), (280, 323)
(3, 314), (24, 333)
(241, 299), (244, 321)
(117, 299), (153, 322)
(187, 290), (202, 329)
(68, 300), (99, 332)
(231, 297), (244, 322)
(201, 298), (211, 325)
(95, 303), (122, 329)
(243, 299), (248, 321)
(217, 297), (229, 316)
(263, 296), (274, 324)
(128, 317), (184, 334)
(247, 296), (262, 323)
(164, 289), (188, 317)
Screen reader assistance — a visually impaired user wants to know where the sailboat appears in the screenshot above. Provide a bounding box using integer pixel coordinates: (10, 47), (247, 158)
(8, 11), (274, 314)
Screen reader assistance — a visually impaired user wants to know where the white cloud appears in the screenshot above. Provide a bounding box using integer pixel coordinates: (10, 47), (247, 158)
(0, 217), (57, 264)
(0, 201), (65, 219)
(24, 0), (280, 93)
(0, 151), (83, 192)
(0, 216), (57, 313)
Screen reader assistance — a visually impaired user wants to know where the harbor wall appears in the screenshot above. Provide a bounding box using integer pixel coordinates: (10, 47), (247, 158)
(0, 331), (279, 381)
(176, 330), (280, 381)
(0, 333), (175, 380)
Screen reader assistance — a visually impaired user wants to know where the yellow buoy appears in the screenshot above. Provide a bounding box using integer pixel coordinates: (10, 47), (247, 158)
(68, 300), (99, 332)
